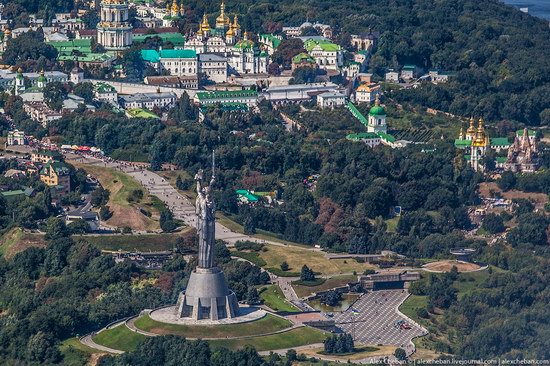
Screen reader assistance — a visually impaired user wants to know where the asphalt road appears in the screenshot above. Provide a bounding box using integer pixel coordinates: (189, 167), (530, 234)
(334, 290), (427, 355)
(69, 153), (315, 248)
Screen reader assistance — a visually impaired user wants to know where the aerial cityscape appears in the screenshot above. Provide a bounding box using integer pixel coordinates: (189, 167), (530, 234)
(0, 0), (549, 365)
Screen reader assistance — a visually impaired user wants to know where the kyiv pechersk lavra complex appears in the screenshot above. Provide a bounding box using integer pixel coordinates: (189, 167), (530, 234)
(95, 0), (268, 74)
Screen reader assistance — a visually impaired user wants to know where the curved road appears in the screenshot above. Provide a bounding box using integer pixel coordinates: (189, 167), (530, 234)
(68, 153), (321, 250)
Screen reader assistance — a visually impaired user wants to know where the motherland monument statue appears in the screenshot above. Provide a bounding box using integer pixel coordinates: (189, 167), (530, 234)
(175, 151), (239, 320)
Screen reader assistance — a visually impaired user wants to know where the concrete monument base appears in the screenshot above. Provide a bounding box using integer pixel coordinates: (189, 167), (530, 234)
(152, 305), (266, 326)
(175, 267), (240, 321)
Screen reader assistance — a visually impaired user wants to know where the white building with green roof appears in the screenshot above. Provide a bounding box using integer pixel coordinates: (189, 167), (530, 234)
(228, 38), (269, 74)
(366, 96), (387, 134)
(94, 82), (118, 104)
(258, 34), (282, 55)
(141, 49), (198, 77)
(304, 38), (343, 70)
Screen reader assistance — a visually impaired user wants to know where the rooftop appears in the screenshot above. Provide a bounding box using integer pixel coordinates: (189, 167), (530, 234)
(346, 132), (380, 140)
(121, 92), (177, 103)
(236, 189), (259, 202)
(195, 90), (258, 101)
(199, 53), (227, 62)
(318, 91), (345, 98)
(304, 39), (341, 52)
(133, 32), (185, 47)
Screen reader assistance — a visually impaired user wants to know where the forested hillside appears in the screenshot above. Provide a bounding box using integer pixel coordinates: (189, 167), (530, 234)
(5, 0), (550, 123)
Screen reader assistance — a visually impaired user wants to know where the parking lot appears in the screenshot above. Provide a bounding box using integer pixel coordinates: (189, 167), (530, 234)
(334, 290), (427, 354)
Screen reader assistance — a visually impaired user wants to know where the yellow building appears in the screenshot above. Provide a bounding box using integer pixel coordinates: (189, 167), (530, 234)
(31, 149), (63, 164)
(40, 162), (71, 195)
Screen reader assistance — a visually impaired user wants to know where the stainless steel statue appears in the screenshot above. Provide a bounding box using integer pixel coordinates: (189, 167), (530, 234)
(175, 151), (239, 320)
(194, 164), (215, 269)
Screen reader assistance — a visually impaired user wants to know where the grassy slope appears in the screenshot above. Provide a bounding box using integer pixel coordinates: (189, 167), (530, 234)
(94, 323), (326, 353)
(59, 338), (102, 366)
(93, 324), (147, 352)
(217, 213), (310, 247)
(259, 244), (372, 276)
(134, 313), (292, 338)
(260, 285), (300, 312)
(399, 295), (429, 322)
(0, 228), (46, 259)
(208, 327), (327, 352)
(68, 161), (161, 231)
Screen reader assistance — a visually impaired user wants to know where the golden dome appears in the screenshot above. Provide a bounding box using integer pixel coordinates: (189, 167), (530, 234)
(199, 14), (210, 32)
(17, 67), (23, 74)
(233, 14), (240, 29)
(226, 26), (234, 37)
(466, 116), (476, 134)
(216, 0), (230, 26)
(171, 0), (179, 13)
(3, 27), (10, 35)
(473, 117), (489, 147)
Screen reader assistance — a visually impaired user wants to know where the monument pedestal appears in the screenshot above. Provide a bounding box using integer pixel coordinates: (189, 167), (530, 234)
(175, 267), (239, 320)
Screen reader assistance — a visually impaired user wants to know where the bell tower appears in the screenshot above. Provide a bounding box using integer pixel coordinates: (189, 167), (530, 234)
(96, 0), (133, 53)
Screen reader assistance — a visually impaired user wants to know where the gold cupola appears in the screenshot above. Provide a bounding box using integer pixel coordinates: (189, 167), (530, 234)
(199, 14), (211, 34)
(232, 14), (241, 31)
(473, 117), (489, 147)
(465, 116), (476, 140)
(216, 0), (230, 29)
(171, 0), (179, 15)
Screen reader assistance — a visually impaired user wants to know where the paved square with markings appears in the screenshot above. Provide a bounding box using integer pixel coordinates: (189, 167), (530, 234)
(334, 290), (427, 350)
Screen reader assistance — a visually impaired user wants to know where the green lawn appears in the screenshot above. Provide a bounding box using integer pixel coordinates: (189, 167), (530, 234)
(59, 338), (101, 366)
(267, 267), (302, 277)
(68, 162), (161, 231)
(134, 313), (292, 338)
(385, 217), (400, 233)
(93, 324), (147, 352)
(231, 251), (267, 267)
(453, 270), (493, 299)
(208, 326), (327, 351)
(81, 231), (192, 252)
(399, 295), (429, 323)
(292, 275), (356, 298)
(260, 244), (372, 276)
(260, 285), (300, 312)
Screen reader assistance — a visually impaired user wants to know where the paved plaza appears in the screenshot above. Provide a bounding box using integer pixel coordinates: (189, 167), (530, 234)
(149, 305), (266, 325)
(334, 290), (427, 354)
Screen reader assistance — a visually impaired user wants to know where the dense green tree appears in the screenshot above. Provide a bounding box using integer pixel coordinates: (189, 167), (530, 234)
(271, 38), (305, 69)
(45, 217), (69, 240)
(300, 264), (315, 282)
(72, 82), (95, 103)
(481, 213), (505, 234)
(394, 348), (407, 361)
(497, 171), (517, 191)
(44, 82), (68, 111)
(2, 29), (57, 66)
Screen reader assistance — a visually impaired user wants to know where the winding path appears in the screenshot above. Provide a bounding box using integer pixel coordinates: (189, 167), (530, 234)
(67, 153), (322, 250)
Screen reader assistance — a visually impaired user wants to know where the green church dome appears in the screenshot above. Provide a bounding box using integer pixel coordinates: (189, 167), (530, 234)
(369, 105), (385, 116)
